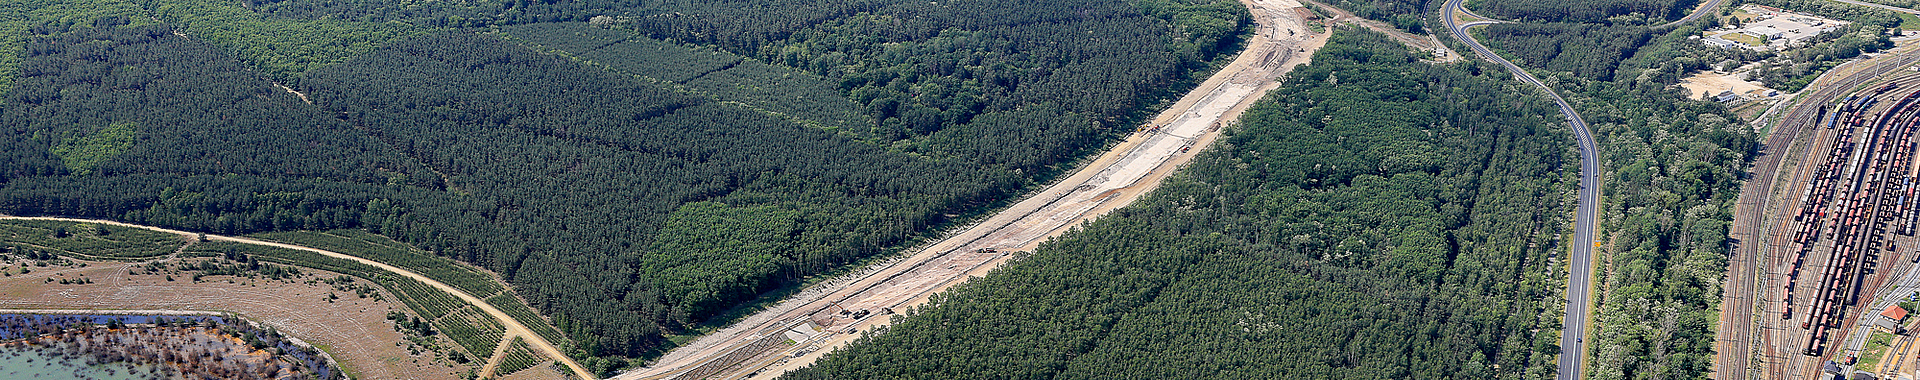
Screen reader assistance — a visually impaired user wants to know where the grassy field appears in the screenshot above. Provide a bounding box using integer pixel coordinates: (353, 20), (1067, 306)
(493, 337), (548, 378)
(1896, 11), (1920, 31)
(1719, 31), (1767, 47)
(1861, 330), (1895, 370)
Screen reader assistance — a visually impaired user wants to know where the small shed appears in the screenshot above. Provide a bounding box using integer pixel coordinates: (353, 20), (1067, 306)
(1875, 304), (1908, 330)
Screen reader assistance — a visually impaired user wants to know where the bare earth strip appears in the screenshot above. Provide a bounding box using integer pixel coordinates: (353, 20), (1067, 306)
(0, 215), (594, 380)
(616, 0), (1342, 378)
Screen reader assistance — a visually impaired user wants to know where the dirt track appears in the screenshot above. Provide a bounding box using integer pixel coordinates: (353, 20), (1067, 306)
(613, 0), (1385, 378)
(0, 216), (593, 380)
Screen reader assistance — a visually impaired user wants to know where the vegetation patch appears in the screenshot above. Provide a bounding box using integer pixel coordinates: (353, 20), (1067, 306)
(0, 220), (182, 261)
(251, 230), (505, 299)
(1470, 0), (1701, 24)
(1860, 330), (1894, 370)
(499, 23), (873, 132)
(1718, 31), (1766, 46)
(486, 293), (569, 347)
(139, 0), (415, 80)
(0, 0), (154, 94)
(493, 337), (548, 378)
(2, 0), (1251, 372)
(49, 122), (136, 175)
(434, 306), (507, 360)
(786, 28), (1576, 379)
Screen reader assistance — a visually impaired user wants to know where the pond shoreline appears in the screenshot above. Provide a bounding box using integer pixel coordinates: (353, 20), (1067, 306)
(0, 312), (345, 379)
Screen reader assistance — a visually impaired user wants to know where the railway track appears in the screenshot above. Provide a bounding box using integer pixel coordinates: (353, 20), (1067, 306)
(1722, 47), (1920, 379)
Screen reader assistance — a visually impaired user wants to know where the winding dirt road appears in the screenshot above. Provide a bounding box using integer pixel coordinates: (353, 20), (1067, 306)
(0, 216), (593, 379)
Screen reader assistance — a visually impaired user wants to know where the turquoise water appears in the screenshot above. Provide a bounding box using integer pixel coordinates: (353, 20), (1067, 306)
(0, 345), (169, 380)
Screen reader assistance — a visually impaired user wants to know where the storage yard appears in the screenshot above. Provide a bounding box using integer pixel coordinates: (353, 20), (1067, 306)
(1703, 4), (1847, 50)
(1722, 45), (1920, 377)
(1782, 78), (1917, 355)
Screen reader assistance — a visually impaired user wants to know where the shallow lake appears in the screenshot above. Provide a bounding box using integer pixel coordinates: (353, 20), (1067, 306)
(0, 344), (169, 380)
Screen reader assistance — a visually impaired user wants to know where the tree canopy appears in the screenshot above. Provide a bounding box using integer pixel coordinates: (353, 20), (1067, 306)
(784, 27), (1579, 380)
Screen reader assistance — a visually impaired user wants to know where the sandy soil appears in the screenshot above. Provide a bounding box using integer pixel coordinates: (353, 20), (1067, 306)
(616, 0), (1333, 378)
(0, 215), (591, 379)
(1679, 70), (1776, 100)
(0, 259), (470, 380)
(499, 364), (571, 380)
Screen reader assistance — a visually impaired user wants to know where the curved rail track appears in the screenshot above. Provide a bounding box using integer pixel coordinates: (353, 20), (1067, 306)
(1719, 46), (1920, 379)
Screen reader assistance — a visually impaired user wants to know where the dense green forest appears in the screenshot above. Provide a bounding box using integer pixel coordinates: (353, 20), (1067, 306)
(298, 31), (1053, 360)
(1465, 0), (1759, 378)
(1478, 23), (1653, 81)
(1471, 0), (1699, 24)
(0, 0), (1249, 374)
(1318, 0), (1428, 31)
(1559, 54), (1751, 380)
(495, 23), (874, 133)
(783, 28), (1577, 379)
(782, 0), (1762, 377)
(247, 0), (1252, 144)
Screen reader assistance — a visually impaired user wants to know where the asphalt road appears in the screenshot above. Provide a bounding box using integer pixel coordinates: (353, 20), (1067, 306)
(1658, 0), (1726, 29)
(1439, 0), (1599, 379)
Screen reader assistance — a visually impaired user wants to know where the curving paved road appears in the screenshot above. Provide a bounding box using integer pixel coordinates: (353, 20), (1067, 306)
(1440, 0), (1599, 379)
(0, 216), (596, 379)
(1657, 0), (1726, 29)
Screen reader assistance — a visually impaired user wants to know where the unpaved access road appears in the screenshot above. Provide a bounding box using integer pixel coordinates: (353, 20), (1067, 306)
(0, 215), (594, 380)
(618, 0), (1350, 378)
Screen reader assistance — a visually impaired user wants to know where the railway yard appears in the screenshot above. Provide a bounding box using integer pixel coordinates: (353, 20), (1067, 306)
(1722, 44), (1920, 379)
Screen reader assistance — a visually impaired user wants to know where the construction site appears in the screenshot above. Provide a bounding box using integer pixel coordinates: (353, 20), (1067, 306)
(608, 0), (1377, 378)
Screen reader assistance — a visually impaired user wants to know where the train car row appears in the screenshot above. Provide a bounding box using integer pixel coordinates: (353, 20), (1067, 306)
(1783, 89), (1876, 328)
(1789, 81), (1920, 355)
(1799, 83), (1920, 356)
